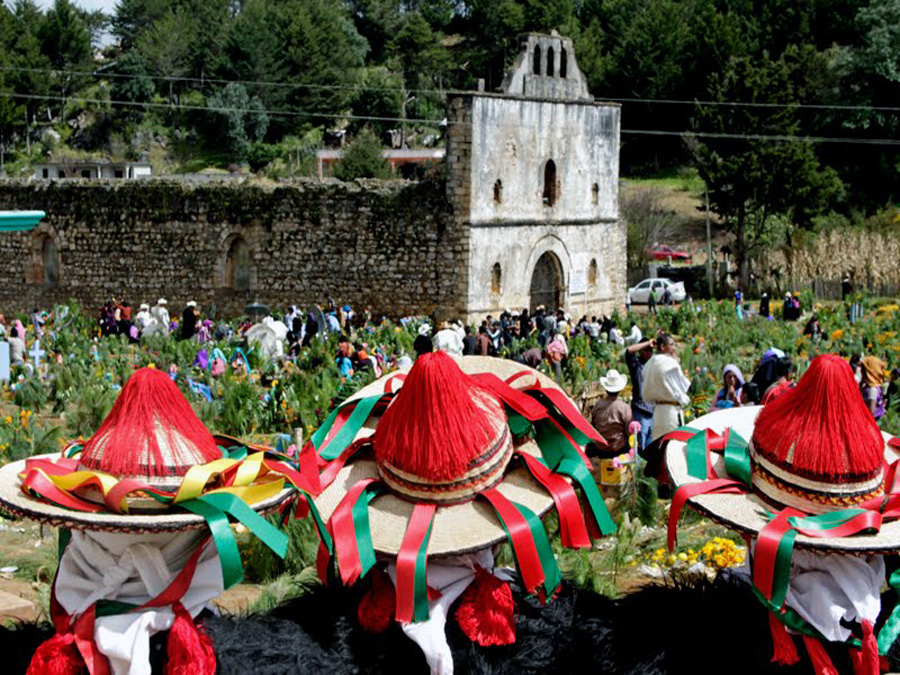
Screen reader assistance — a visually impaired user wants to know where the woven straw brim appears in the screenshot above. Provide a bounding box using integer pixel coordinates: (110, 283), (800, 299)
(0, 454), (295, 533)
(665, 406), (900, 554)
(314, 356), (562, 558)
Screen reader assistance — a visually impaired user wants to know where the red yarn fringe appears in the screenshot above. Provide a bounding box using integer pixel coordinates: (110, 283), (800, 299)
(165, 602), (216, 675)
(752, 354), (883, 479)
(373, 351), (501, 481)
(802, 635), (839, 675)
(80, 368), (221, 477)
(26, 632), (83, 675)
(455, 566), (516, 647)
(767, 611), (799, 665)
(358, 569), (396, 634)
(849, 620), (880, 675)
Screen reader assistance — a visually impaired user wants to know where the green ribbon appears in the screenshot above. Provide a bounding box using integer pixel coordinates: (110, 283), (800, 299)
(507, 412), (533, 438)
(178, 498), (243, 588)
(533, 419), (616, 536)
(411, 519), (435, 623)
(303, 492), (333, 553)
(65, 444), (83, 459)
(352, 482), (386, 580)
(723, 431), (751, 488)
(314, 394), (383, 461)
(769, 526), (798, 610)
(686, 432), (708, 480)
(878, 568), (900, 654)
(179, 492), (289, 589)
(514, 501), (562, 598)
(58, 527), (71, 563)
(556, 456), (616, 536)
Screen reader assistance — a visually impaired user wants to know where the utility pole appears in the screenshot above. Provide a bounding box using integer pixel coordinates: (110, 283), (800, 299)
(705, 187), (713, 298)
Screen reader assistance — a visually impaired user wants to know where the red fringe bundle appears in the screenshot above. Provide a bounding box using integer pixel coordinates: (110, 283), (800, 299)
(373, 351), (500, 481)
(752, 354), (883, 480)
(80, 367), (221, 477)
(455, 566), (516, 646)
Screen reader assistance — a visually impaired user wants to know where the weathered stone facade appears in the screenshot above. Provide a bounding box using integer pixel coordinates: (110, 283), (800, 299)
(0, 33), (624, 321)
(449, 32), (624, 322)
(0, 179), (465, 317)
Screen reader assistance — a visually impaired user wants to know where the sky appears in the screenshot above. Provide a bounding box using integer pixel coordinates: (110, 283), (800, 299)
(35, 0), (118, 12)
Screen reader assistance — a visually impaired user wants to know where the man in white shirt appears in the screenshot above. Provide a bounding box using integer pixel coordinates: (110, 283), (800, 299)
(625, 322), (643, 345)
(134, 303), (152, 331)
(150, 299), (170, 333)
(433, 321), (464, 356)
(641, 333), (691, 441)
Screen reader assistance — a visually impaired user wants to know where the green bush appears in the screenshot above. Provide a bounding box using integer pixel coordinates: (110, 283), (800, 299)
(333, 128), (392, 180)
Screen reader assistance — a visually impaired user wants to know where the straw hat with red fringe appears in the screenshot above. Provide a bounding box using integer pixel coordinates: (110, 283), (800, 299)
(663, 354), (900, 675)
(306, 353), (616, 645)
(0, 368), (310, 675)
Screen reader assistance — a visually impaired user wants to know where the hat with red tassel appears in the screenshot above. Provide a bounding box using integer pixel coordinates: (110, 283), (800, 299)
(311, 353), (616, 643)
(0, 367), (295, 529)
(664, 355), (899, 675)
(666, 354), (899, 550)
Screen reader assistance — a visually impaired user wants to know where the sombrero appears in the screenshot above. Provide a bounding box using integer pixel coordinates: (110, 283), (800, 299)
(309, 352), (615, 624)
(9, 368), (303, 675)
(665, 354), (900, 554)
(0, 368), (296, 533)
(664, 354), (900, 672)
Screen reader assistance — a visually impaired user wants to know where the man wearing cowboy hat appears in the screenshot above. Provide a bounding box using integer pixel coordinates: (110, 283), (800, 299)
(591, 369), (633, 457)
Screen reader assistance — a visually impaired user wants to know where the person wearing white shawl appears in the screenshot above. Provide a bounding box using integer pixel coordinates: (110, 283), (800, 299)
(641, 333), (691, 440)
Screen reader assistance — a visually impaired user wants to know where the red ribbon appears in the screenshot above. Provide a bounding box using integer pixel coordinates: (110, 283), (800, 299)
(660, 429), (697, 444)
(754, 508), (804, 602)
(534, 386), (605, 446)
(395, 502), (436, 623)
(480, 488), (545, 594)
(318, 438), (371, 490)
(384, 373), (406, 393)
(24, 457), (81, 473)
(20, 470), (106, 512)
(330, 478), (378, 585)
(791, 511), (883, 539)
(73, 606), (109, 675)
(471, 372), (549, 421)
(668, 479), (745, 550)
(45, 537), (209, 675)
(518, 452), (591, 548)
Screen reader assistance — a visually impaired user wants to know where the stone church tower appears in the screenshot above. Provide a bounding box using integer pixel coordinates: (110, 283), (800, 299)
(446, 32), (624, 322)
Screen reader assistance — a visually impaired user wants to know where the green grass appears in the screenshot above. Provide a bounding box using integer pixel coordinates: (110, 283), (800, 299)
(622, 166), (706, 196)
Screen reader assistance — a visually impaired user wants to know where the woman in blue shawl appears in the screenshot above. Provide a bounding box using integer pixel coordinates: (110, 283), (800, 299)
(712, 364), (744, 409)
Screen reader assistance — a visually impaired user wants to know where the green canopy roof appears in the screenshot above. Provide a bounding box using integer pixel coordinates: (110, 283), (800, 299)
(0, 211), (46, 231)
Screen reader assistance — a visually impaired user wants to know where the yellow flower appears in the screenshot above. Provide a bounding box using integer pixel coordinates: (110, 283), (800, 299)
(4, 416), (11, 425)
(830, 329), (844, 340)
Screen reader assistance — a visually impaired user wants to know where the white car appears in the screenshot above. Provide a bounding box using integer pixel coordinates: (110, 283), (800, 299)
(628, 278), (686, 305)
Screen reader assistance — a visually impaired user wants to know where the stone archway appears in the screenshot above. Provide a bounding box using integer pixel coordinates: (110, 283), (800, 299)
(529, 251), (564, 313)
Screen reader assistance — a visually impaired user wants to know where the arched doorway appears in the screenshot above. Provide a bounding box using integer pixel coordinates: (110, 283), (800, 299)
(224, 237), (251, 291)
(529, 251), (564, 313)
(42, 237), (59, 286)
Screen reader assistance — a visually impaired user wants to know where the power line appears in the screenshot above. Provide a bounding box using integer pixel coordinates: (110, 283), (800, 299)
(4, 63), (900, 115)
(2, 91), (899, 146)
(605, 95), (900, 114)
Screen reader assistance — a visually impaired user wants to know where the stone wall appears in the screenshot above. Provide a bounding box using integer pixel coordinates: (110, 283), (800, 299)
(0, 179), (465, 318)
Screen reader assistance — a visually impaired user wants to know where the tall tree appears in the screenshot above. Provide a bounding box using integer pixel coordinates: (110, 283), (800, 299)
(690, 52), (842, 288)
(38, 0), (93, 123)
(137, 7), (194, 104)
(274, 0), (368, 135)
(111, 0), (170, 50)
(204, 82), (268, 158)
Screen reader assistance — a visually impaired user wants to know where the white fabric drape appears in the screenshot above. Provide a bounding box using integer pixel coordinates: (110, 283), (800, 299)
(385, 549), (514, 675)
(55, 529), (224, 675)
(730, 545), (883, 642)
